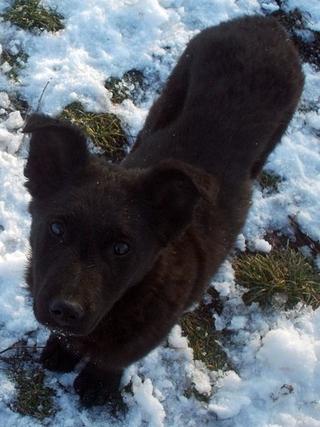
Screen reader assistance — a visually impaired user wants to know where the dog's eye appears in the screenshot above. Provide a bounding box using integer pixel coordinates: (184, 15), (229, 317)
(113, 242), (130, 256)
(49, 222), (65, 238)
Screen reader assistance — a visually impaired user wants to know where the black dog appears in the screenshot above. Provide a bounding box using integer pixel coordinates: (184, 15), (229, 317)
(23, 15), (303, 406)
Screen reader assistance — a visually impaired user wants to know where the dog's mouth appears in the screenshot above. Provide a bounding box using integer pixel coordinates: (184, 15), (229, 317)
(33, 289), (108, 337)
(49, 326), (88, 338)
(40, 315), (100, 337)
(37, 307), (106, 338)
(33, 282), (119, 337)
(48, 316), (102, 337)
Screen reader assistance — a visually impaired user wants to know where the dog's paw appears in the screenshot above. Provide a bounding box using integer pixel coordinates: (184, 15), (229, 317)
(74, 363), (123, 408)
(40, 334), (81, 372)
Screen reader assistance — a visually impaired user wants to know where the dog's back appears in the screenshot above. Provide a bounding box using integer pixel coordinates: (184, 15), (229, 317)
(124, 16), (304, 181)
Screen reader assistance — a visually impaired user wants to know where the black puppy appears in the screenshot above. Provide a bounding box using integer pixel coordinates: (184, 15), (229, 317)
(24, 15), (303, 406)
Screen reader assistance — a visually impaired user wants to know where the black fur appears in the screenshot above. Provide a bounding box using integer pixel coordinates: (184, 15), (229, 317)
(24, 15), (304, 407)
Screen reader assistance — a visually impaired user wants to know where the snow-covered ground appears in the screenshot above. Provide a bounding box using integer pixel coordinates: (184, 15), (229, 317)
(0, 0), (320, 426)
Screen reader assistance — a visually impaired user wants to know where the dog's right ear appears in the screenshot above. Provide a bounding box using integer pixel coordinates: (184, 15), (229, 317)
(23, 114), (89, 198)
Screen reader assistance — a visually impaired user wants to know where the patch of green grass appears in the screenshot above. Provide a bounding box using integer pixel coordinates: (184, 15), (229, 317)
(0, 340), (56, 421)
(181, 290), (228, 371)
(2, 0), (64, 33)
(105, 69), (145, 104)
(258, 171), (282, 193)
(0, 49), (28, 81)
(9, 366), (56, 420)
(60, 102), (128, 162)
(105, 76), (127, 104)
(234, 249), (320, 309)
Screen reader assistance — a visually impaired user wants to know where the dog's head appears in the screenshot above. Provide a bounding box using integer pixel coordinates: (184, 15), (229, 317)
(24, 114), (215, 336)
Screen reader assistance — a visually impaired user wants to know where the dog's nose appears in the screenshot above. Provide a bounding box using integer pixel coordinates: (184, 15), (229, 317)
(49, 299), (84, 326)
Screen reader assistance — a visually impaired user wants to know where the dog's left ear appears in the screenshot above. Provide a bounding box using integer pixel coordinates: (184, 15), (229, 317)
(23, 114), (89, 198)
(141, 160), (217, 244)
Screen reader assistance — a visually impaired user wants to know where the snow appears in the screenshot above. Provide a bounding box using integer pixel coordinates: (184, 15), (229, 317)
(257, 327), (317, 381)
(251, 238), (272, 253)
(229, 316), (247, 330)
(210, 299), (320, 426)
(0, 92), (10, 109)
(5, 111), (23, 130)
(0, 0), (320, 426)
(235, 233), (246, 252)
(0, 62), (11, 74)
(168, 325), (191, 352)
(131, 376), (166, 427)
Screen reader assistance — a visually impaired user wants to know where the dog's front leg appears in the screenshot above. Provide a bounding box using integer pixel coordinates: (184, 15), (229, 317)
(74, 362), (123, 407)
(40, 333), (81, 372)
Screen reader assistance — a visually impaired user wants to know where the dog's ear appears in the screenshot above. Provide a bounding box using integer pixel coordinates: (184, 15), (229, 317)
(141, 160), (216, 244)
(23, 114), (89, 198)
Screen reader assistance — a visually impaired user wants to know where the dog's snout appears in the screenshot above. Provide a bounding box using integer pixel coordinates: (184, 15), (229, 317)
(49, 299), (84, 325)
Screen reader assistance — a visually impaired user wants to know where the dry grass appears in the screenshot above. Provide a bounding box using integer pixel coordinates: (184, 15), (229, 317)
(258, 171), (282, 193)
(9, 366), (56, 420)
(181, 290), (228, 372)
(105, 69), (145, 104)
(2, 0), (64, 33)
(234, 248), (320, 309)
(60, 102), (128, 162)
(0, 340), (56, 420)
(0, 49), (28, 81)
